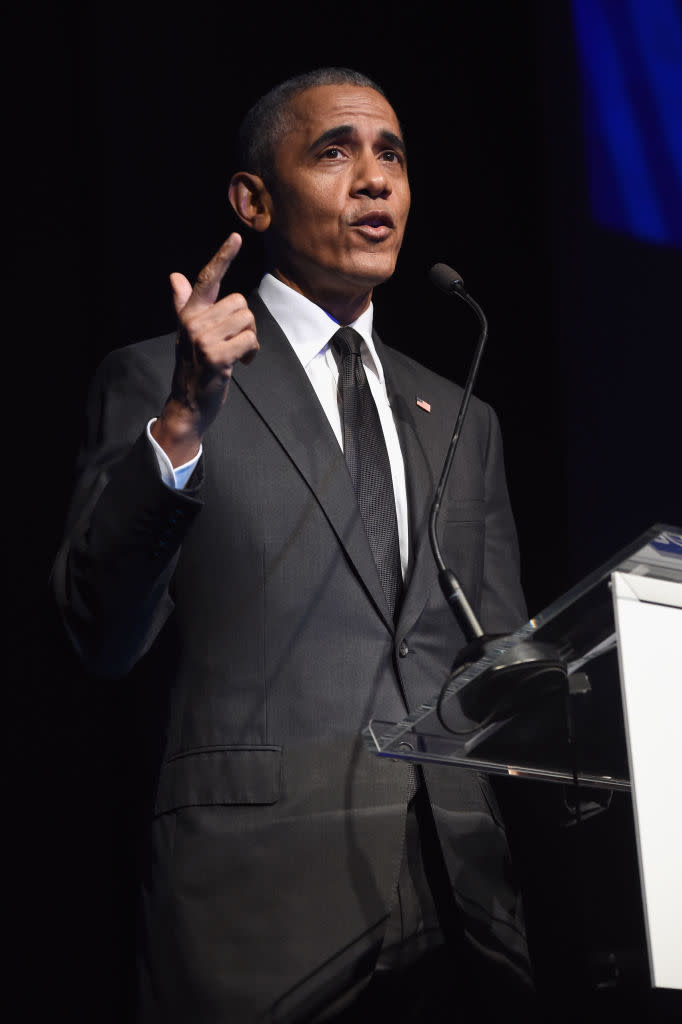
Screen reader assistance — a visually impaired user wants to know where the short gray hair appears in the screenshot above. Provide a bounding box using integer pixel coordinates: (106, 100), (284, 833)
(236, 68), (389, 184)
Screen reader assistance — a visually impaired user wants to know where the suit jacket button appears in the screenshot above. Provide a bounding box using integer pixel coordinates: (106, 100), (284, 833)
(399, 639), (409, 658)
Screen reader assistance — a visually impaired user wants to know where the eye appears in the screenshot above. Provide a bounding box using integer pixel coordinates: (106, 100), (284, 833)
(320, 146), (344, 159)
(380, 150), (402, 164)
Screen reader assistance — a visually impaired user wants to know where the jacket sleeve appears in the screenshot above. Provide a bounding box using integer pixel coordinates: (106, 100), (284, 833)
(50, 338), (203, 678)
(479, 403), (528, 634)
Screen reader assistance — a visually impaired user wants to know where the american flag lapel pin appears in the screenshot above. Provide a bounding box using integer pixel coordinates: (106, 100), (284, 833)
(416, 396), (431, 413)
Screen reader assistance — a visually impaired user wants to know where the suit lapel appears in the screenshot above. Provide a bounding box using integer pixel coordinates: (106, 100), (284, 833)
(376, 336), (454, 636)
(232, 294), (394, 631)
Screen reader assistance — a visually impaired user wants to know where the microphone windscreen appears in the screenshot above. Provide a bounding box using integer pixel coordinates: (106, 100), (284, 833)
(429, 263), (464, 294)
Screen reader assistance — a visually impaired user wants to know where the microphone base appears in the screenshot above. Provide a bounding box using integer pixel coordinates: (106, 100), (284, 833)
(448, 635), (568, 726)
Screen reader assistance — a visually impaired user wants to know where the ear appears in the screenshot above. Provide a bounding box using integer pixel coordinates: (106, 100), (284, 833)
(228, 172), (272, 233)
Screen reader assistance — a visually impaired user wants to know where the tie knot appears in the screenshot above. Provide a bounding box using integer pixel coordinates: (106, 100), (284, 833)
(331, 326), (363, 361)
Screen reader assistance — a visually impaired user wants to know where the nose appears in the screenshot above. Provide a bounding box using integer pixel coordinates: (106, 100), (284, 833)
(352, 148), (391, 200)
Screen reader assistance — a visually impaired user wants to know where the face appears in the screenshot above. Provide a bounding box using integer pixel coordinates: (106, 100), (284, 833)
(264, 84), (410, 316)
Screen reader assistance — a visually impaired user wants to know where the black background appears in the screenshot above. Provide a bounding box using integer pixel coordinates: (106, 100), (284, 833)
(12, 2), (682, 1020)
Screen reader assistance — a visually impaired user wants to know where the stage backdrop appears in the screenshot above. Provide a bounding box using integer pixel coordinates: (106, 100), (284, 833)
(12, 2), (682, 1020)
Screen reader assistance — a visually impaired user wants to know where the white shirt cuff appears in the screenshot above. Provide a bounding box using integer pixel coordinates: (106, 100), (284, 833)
(147, 419), (202, 490)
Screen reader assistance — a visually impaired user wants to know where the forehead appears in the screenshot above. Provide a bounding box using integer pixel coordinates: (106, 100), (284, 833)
(284, 84), (402, 144)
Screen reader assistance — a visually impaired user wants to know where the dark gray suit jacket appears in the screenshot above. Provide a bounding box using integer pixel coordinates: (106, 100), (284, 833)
(53, 294), (530, 1022)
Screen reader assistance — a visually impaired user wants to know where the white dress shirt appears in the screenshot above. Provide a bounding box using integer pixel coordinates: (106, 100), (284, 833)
(149, 272), (409, 577)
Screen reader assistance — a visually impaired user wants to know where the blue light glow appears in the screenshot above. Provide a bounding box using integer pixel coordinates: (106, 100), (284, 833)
(571, 0), (682, 247)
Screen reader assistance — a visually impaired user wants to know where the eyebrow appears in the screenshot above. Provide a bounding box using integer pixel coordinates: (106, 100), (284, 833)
(309, 125), (407, 158)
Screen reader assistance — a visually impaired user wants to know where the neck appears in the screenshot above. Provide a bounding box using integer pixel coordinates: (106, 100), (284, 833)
(270, 268), (372, 326)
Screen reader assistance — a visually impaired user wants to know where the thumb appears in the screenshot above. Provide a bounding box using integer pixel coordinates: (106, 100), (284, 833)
(169, 272), (193, 315)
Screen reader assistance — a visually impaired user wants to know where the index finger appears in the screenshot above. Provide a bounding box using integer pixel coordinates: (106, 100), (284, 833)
(187, 233), (243, 310)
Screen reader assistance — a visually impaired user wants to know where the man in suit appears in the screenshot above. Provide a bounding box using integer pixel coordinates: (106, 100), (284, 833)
(53, 68), (534, 1021)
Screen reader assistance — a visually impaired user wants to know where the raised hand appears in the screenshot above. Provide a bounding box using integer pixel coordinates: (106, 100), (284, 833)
(152, 233), (259, 466)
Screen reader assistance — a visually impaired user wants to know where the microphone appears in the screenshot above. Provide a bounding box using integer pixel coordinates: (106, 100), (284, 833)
(428, 263), (567, 728)
(428, 264), (488, 641)
(429, 263), (464, 292)
(428, 264), (464, 292)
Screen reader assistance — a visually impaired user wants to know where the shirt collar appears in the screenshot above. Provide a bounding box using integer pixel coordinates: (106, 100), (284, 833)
(257, 272), (384, 382)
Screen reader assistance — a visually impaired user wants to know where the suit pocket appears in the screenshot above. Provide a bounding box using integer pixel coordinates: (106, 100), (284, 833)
(441, 497), (484, 521)
(439, 501), (485, 613)
(154, 745), (282, 815)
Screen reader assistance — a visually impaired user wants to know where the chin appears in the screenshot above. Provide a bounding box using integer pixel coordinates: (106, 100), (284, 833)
(342, 254), (399, 289)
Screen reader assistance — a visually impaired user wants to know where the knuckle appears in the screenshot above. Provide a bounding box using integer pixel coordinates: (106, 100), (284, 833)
(196, 265), (214, 287)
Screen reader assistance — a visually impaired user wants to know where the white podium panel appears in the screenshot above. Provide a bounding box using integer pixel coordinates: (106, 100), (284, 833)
(613, 572), (682, 991)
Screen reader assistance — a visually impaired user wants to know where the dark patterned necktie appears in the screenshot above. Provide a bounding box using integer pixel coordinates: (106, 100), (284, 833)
(331, 326), (402, 617)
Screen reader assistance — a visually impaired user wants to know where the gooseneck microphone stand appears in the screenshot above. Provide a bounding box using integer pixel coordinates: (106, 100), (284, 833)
(428, 264), (567, 729)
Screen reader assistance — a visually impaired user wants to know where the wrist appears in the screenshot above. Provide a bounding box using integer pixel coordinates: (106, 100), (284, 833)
(151, 399), (203, 467)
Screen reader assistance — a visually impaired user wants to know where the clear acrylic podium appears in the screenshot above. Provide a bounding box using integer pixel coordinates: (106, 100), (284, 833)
(363, 523), (682, 990)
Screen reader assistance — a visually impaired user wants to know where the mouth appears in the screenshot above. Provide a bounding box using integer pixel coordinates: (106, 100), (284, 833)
(350, 212), (395, 240)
